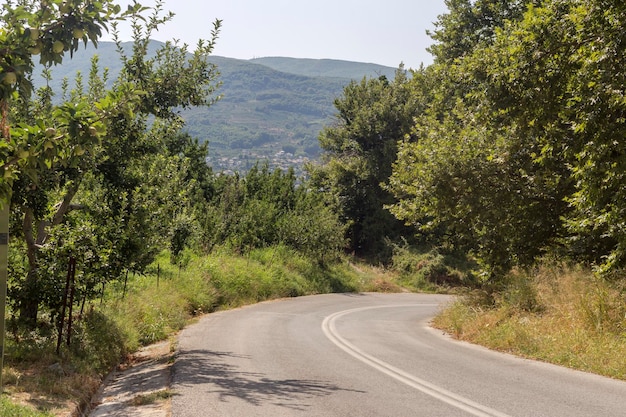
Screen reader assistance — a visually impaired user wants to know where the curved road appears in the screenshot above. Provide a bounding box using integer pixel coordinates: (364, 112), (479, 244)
(171, 293), (626, 416)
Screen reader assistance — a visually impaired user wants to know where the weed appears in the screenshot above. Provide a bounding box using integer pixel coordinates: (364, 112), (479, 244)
(128, 389), (172, 406)
(434, 263), (626, 380)
(0, 396), (54, 417)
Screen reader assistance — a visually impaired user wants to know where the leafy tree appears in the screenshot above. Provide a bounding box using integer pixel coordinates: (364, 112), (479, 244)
(388, 0), (571, 280)
(6, 0), (223, 324)
(0, 0), (136, 199)
(390, 0), (626, 279)
(480, 0), (626, 272)
(0, 0), (140, 326)
(310, 68), (426, 261)
(427, 0), (532, 64)
(388, 100), (568, 279)
(200, 162), (345, 261)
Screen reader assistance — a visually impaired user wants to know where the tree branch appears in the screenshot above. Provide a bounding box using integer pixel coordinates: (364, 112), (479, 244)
(35, 181), (82, 246)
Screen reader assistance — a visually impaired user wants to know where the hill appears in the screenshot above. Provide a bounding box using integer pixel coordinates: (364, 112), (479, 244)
(249, 56), (398, 79)
(34, 41), (399, 174)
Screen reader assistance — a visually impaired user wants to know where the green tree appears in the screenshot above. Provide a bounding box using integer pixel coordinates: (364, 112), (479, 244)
(200, 162), (345, 261)
(479, 0), (626, 272)
(388, 0), (572, 280)
(388, 100), (568, 279)
(310, 68), (426, 261)
(390, 0), (626, 279)
(0, 0), (139, 327)
(427, 0), (531, 64)
(6, 0), (223, 324)
(0, 0), (136, 198)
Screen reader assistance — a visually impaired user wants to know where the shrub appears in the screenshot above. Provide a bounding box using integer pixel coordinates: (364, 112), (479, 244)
(499, 270), (542, 313)
(391, 244), (476, 289)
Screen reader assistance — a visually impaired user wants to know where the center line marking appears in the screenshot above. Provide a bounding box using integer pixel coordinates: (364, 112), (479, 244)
(322, 305), (512, 417)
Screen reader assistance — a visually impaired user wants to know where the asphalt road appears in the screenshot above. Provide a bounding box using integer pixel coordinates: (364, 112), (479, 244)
(171, 293), (626, 416)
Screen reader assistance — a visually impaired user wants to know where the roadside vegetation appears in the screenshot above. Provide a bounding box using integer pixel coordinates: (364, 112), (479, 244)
(434, 264), (626, 380)
(2, 247), (408, 416)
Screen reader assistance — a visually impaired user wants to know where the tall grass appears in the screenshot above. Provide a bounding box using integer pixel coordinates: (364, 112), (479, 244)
(433, 263), (626, 379)
(1, 245), (372, 415)
(390, 243), (477, 291)
(0, 396), (54, 417)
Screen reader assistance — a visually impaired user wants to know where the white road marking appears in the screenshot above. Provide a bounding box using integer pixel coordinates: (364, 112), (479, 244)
(322, 305), (513, 417)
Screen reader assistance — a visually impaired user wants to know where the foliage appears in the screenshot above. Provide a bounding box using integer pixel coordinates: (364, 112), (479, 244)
(201, 162), (346, 261)
(387, 0), (626, 279)
(388, 101), (569, 279)
(427, 0), (531, 64)
(0, 0), (140, 200)
(5, 0), (222, 326)
(493, 1), (626, 273)
(390, 242), (477, 290)
(310, 68), (427, 261)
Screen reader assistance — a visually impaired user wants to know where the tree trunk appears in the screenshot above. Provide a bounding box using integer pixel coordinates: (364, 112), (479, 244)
(18, 182), (81, 326)
(18, 269), (39, 327)
(19, 208), (41, 325)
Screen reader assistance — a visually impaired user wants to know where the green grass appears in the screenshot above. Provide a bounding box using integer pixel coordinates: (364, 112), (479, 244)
(390, 244), (478, 291)
(0, 396), (54, 417)
(433, 263), (626, 380)
(1, 245), (403, 415)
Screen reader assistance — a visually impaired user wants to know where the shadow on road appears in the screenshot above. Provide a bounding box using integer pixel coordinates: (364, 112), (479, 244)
(173, 349), (364, 411)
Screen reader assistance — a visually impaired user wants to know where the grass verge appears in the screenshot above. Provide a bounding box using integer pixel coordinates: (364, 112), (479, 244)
(433, 263), (626, 380)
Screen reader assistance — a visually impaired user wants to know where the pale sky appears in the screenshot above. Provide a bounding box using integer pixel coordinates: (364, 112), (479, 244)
(107, 0), (449, 69)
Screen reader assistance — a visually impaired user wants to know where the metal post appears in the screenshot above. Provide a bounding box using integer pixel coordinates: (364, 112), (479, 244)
(0, 200), (9, 392)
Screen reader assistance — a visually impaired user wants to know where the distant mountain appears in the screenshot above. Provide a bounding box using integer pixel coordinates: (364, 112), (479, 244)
(33, 41), (398, 174)
(249, 57), (399, 80)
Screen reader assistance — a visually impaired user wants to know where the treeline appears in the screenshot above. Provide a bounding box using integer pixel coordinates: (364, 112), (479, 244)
(311, 0), (626, 286)
(199, 163), (345, 260)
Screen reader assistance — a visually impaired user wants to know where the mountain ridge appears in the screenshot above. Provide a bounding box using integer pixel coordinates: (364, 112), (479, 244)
(249, 56), (398, 79)
(33, 40), (399, 174)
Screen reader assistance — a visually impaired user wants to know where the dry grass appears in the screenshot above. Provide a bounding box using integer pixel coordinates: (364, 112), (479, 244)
(1, 364), (100, 416)
(433, 263), (626, 380)
(350, 263), (405, 293)
(127, 389), (173, 406)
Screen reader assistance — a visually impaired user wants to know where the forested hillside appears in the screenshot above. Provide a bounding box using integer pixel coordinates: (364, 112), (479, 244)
(249, 57), (398, 79)
(34, 41), (398, 174)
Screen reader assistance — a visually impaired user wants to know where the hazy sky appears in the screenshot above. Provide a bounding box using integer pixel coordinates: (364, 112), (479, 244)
(108, 0), (449, 69)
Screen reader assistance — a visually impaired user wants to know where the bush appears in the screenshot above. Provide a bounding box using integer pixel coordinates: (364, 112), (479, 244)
(391, 244), (476, 289)
(499, 271), (542, 313)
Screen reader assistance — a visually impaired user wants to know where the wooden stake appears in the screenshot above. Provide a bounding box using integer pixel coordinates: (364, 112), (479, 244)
(0, 200), (8, 391)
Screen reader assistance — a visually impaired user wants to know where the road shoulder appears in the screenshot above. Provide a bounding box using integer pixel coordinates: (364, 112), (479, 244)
(88, 340), (172, 417)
